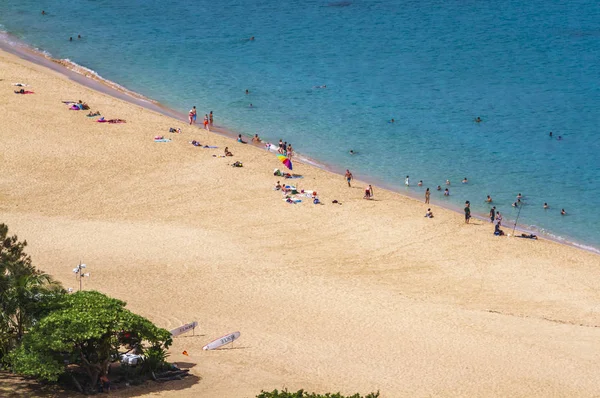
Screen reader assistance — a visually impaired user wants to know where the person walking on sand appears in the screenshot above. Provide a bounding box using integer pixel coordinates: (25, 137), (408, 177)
(203, 114), (210, 130)
(345, 169), (353, 187)
(425, 188), (430, 204)
(489, 206), (496, 223)
(464, 201), (471, 223)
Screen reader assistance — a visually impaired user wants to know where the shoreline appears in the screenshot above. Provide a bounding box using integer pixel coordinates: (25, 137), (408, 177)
(1, 31), (597, 255)
(3, 29), (600, 397)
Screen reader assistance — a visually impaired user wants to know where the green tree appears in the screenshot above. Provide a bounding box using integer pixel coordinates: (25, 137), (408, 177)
(10, 290), (172, 390)
(0, 223), (62, 363)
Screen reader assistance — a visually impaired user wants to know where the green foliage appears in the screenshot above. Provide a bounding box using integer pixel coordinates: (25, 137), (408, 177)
(0, 223), (63, 365)
(141, 345), (170, 373)
(10, 290), (172, 388)
(256, 389), (380, 398)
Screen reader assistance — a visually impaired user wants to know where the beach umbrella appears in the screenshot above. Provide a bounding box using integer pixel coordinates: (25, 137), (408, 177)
(276, 154), (293, 170)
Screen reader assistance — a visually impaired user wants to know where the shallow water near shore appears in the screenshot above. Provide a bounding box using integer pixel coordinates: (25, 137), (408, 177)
(1, 0), (599, 250)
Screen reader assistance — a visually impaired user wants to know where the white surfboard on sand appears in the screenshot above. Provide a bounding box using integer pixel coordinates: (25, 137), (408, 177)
(203, 331), (241, 350)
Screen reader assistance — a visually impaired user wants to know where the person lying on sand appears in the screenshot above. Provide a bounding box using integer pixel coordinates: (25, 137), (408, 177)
(169, 127), (182, 133)
(14, 88), (34, 94)
(191, 140), (202, 147)
(107, 119), (126, 124)
(224, 147), (233, 156)
(87, 111), (101, 117)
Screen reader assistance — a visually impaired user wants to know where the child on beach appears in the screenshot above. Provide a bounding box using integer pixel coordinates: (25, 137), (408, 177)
(425, 208), (434, 218)
(203, 114), (210, 130)
(189, 106), (196, 125)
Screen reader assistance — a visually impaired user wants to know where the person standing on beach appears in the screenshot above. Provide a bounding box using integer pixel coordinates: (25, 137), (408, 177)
(345, 170), (353, 187)
(203, 114), (209, 130)
(209, 111), (214, 126)
(496, 211), (503, 226)
(425, 188), (430, 204)
(464, 201), (471, 224)
(189, 106), (196, 125)
(490, 206), (496, 223)
(405, 176), (410, 186)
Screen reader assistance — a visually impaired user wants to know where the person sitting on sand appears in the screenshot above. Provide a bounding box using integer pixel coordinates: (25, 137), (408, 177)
(494, 223), (505, 236)
(191, 140), (202, 147)
(425, 208), (434, 218)
(275, 181), (282, 190)
(252, 134), (261, 143)
(224, 147), (233, 156)
(237, 134), (247, 144)
(15, 88), (25, 94)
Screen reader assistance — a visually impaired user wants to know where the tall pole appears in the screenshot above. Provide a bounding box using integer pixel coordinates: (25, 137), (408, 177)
(512, 203), (523, 236)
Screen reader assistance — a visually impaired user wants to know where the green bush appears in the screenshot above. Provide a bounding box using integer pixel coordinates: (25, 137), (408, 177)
(256, 389), (380, 398)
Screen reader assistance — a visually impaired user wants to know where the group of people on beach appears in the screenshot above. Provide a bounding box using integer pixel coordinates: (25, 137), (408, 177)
(188, 106), (213, 130)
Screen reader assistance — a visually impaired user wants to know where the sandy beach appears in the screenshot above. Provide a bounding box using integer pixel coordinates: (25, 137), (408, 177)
(1, 47), (600, 397)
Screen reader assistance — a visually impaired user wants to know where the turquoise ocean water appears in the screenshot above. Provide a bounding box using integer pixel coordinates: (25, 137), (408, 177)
(1, 0), (599, 251)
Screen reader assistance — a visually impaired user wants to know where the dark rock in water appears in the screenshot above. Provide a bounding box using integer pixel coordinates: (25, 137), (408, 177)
(328, 1), (352, 7)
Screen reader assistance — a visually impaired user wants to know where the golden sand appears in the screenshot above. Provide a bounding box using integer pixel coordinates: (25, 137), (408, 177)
(1, 48), (599, 397)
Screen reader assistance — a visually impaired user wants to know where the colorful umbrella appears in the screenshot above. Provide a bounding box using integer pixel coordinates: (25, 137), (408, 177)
(277, 154), (293, 170)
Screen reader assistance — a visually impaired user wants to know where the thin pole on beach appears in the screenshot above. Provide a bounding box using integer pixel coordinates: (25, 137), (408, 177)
(512, 204), (523, 236)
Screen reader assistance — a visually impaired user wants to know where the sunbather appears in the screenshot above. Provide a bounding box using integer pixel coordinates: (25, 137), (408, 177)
(224, 147), (233, 156)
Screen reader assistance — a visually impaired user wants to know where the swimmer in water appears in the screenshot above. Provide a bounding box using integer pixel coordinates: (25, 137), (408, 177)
(78, 35), (81, 39)
(349, 149), (355, 155)
(486, 195), (492, 203)
(512, 201), (518, 208)
(561, 208), (566, 215)
(517, 193), (522, 200)
(69, 37), (73, 41)
(245, 89), (249, 94)
(462, 177), (468, 184)
(549, 131), (553, 138)
(418, 180), (423, 187)
(249, 103), (253, 108)
(558, 136), (563, 140)
(474, 117), (482, 123)
(444, 188), (450, 196)
(437, 185), (441, 191)
(543, 202), (549, 209)
(446, 179), (451, 186)
(389, 118), (395, 123)
(249, 36), (255, 41)
(41, 10), (46, 15)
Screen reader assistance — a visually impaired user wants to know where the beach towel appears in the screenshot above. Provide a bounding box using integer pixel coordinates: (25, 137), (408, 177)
(154, 138), (171, 143)
(284, 197), (302, 204)
(284, 174), (303, 179)
(86, 114), (101, 117)
(97, 118), (107, 122)
(13, 83), (29, 87)
(203, 146), (218, 149)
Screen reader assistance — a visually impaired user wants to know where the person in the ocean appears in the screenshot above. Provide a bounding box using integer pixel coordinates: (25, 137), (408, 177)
(249, 36), (255, 41)
(405, 176), (410, 186)
(462, 177), (468, 184)
(349, 149), (355, 155)
(389, 118), (395, 123)
(446, 179), (451, 186)
(561, 208), (566, 215)
(549, 131), (553, 138)
(245, 89), (249, 95)
(486, 195), (493, 203)
(558, 135), (563, 140)
(78, 35), (81, 39)
(41, 10), (46, 15)
(444, 188), (450, 196)
(437, 185), (442, 191)
(69, 37), (73, 41)
(474, 117), (482, 123)
(543, 202), (549, 209)
(249, 103), (253, 108)
(418, 180), (423, 187)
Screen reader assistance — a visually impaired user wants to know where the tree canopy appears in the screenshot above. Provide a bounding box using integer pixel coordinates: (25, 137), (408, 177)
(10, 290), (172, 387)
